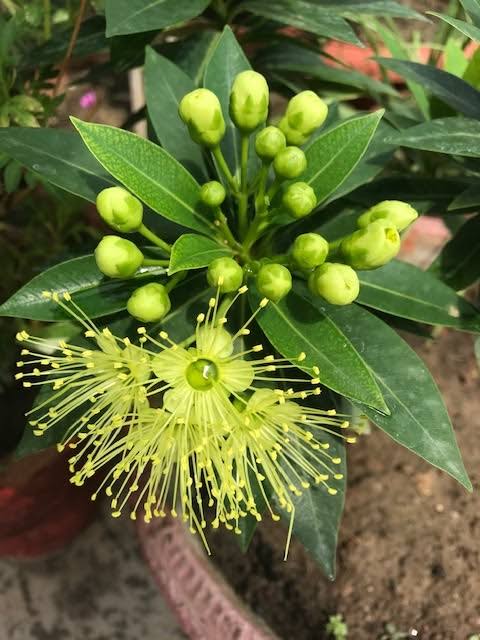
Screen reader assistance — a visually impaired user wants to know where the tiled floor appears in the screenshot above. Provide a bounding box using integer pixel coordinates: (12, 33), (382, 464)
(0, 507), (186, 640)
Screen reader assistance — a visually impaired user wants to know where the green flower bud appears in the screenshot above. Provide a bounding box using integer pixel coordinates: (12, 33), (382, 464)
(291, 233), (329, 270)
(308, 263), (359, 306)
(255, 126), (286, 161)
(282, 182), (316, 219)
(280, 91), (328, 146)
(179, 88), (226, 148)
(273, 146), (307, 180)
(94, 236), (143, 279)
(341, 220), (400, 270)
(96, 187), (143, 233)
(127, 283), (171, 323)
(199, 181), (226, 208)
(357, 200), (419, 232)
(207, 257), (244, 293)
(256, 263), (292, 303)
(229, 70), (269, 133)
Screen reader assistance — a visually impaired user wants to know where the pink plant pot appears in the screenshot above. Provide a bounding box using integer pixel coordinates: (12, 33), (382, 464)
(137, 516), (279, 640)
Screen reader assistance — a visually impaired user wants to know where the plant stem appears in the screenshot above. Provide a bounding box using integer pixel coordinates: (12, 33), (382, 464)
(238, 134), (250, 238)
(53, 0), (87, 96)
(254, 163), (269, 215)
(212, 146), (238, 193)
(139, 224), (172, 255)
(267, 176), (282, 202)
(142, 258), (170, 267)
(214, 208), (241, 250)
(43, 0), (52, 40)
(165, 271), (187, 293)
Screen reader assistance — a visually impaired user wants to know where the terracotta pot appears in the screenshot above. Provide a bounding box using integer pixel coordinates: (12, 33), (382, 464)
(137, 516), (279, 640)
(0, 449), (97, 557)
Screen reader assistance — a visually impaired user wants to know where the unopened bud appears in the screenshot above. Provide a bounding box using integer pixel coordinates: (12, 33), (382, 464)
(282, 182), (316, 219)
(229, 70), (269, 133)
(255, 126), (286, 161)
(357, 200), (418, 232)
(291, 233), (329, 270)
(207, 257), (243, 293)
(179, 88), (226, 148)
(273, 146), (307, 179)
(96, 187), (143, 233)
(127, 283), (171, 323)
(200, 181), (226, 208)
(256, 263), (292, 303)
(279, 91), (328, 146)
(94, 236), (143, 279)
(308, 263), (359, 306)
(341, 220), (400, 270)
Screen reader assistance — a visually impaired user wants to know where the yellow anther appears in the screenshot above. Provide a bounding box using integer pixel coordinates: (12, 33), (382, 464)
(327, 488), (338, 495)
(63, 292), (72, 301)
(259, 297), (269, 308)
(298, 351), (306, 361)
(41, 290), (52, 299)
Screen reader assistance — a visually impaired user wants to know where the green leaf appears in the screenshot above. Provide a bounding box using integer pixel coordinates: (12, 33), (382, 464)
(0, 255), (166, 321)
(460, 0), (480, 27)
(169, 234), (232, 275)
(72, 118), (215, 235)
(448, 184), (480, 210)
(203, 27), (256, 179)
(428, 12), (480, 42)
(105, 0), (210, 37)
(385, 117), (480, 157)
(304, 111), (384, 206)
(160, 30), (220, 85)
(249, 283), (388, 412)
(430, 214), (480, 290)
(316, 0), (425, 20)
(144, 47), (208, 182)
(0, 128), (114, 202)
(321, 302), (471, 491)
(357, 260), (480, 332)
(376, 58), (480, 119)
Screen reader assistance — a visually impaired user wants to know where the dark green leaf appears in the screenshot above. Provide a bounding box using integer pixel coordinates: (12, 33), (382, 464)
(3, 160), (22, 193)
(249, 284), (388, 412)
(0, 255), (166, 321)
(105, 0), (210, 37)
(385, 117), (480, 157)
(144, 48), (208, 181)
(110, 31), (157, 71)
(0, 128), (115, 202)
(72, 118), (215, 235)
(357, 260), (480, 332)
(376, 58), (480, 119)
(160, 30), (220, 85)
(169, 234), (232, 274)
(460, 0), (480, 27)
(448, 184), (480, 210)
(316, 0), (424, 20)
(428, 11), (480, 41)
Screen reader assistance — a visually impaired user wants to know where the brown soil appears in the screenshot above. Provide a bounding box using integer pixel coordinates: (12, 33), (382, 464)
(211, 330), (480, 640)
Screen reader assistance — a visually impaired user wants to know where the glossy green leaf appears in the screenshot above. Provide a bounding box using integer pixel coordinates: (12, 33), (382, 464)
(160, 30), (220, 85)
(460, 0), (480, 26)
(303, 110), (384, 206)
(448, 184), (480, 210)
(105, 0), (210, 36)
(377, 58), (480, 119)
(316, 0), (424, 19)
(72, 118), (215, 235)
(428, 11), (480, 42)
(430, 214), (480, 290)
(169, 234), (232, 274)
(357, 260), (480, 332)
(0, 255), (166, 321)
(385, 117), (480, 157)
(249, 284), (388, 412)
(0, 128), (115, 202)
(144, 47), (208, 181)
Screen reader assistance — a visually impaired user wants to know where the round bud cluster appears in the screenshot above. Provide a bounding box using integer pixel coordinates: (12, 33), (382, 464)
(256, 263), (292, 303)
(127, 283), (171, 323)
(292, 233), (329, 270)
(179, 88), (226, 148)
(357, 200), (418, 232)
(255, 126), (286, 161)
(96, 186), (143, 233)
(308, 263), (360, 306)
(279, 91), (328, 146)
(229, 70), (269, 133)
(274, 146), (307, 179)
(200, 181), (226, 208)
(340, 219), (400, 270)
(95, 236), (143, 279)
(207, 257), (244, 293)
(282, 182), (316, 219)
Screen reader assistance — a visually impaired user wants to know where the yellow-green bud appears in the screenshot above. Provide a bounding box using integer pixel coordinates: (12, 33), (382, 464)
(179, 88), (226, 148)
(308, 263), (360, 305)
(357, 200), (419, 232)
(229, 70), (269, 133)
(279, 91), (328, 146)
(94, 236), (143, 279)
(282, 182), (316, 219)
(127, 283), (171, 323)
(256, 263), (292, 303)
(255, 126), (286, 161)
(292, 233), (329, 269)
(200, 181), (226, 208)
(341, 220), (400, 270)
(273, 146), (307, 180)
(96, 187), (143, 233)
(207, 257), (243, 293)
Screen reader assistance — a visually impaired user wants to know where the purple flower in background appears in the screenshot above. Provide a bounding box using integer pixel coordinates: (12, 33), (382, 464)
(79, 90), (97, 109)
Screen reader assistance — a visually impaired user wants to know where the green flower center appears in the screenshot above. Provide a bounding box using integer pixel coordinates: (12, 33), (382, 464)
(186, 358), (219, 391)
